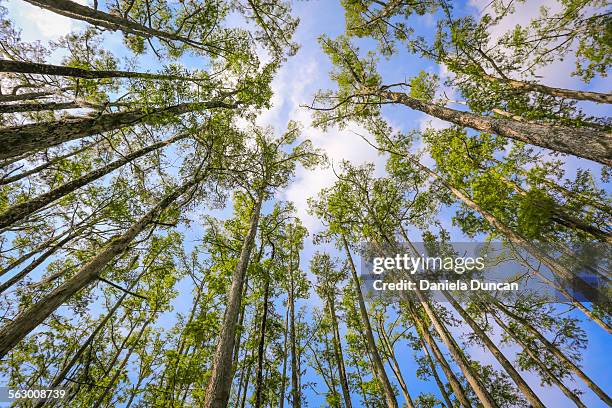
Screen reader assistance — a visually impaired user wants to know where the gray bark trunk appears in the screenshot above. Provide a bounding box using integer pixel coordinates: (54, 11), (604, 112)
(254, 277), (270, 408)
(487, 307), (587, 408)
(375, 88), (612, 166)
(203, 194), (263, 408)
(327, 294), (353, 408)
(491, 299), (612, 406)
(0, 174), (203, 358)
(342, 235), (399, 408)
(0, 59), (198, 81)
(22, 0), (208, 51)
(443, 291), (545, 408)
(480, 72), (612, 104)
(0, 99), (236, 160)
(0, 132), (187, 229)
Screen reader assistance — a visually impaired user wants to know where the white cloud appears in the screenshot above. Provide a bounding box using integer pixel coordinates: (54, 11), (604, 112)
(5, 0), (87, 43)
(253, 43), (388, 233)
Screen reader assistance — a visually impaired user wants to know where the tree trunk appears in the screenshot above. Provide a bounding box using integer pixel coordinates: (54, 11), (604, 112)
(0, 59), (200, 82)
(0, 99), (237, 160)
(491, 299), (612, 406)
(289, 254), (301, 408)
(479, 72), (612, 104)
(0, 140), (98, 186)
(0, 90), (64, 103)
(203, 193), (263, 408)
(342, 235), (399, 408)
(419, 335), (454, 408)
(375, 88), (612, 165)
(487, 306), (587, 408)
(254, 277), (270, 408)
(279, 306), (289, 408)
(411, 158), (609, 310)
(443, 291), (545, 408)
(33, 266), (139, 408)
(526, 261), (612, 334)
(0, 132), (187, 229)
(92, 316), (153, 408)
(0, 101), (88, 114)
(22, 0), (211, 51)
(327, 293), (353, 408)
(0, 222), (95, 294)
(409, 293), (499, 408)
(0, 173), (204, 358)
(377, 319), (415, 408)
(408, 302), (471, 408)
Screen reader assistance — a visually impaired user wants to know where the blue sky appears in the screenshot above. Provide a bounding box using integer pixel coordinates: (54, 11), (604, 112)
(2, 0), (611, 406)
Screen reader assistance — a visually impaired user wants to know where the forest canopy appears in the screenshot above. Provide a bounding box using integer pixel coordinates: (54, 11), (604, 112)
(0, 0), (610, 407)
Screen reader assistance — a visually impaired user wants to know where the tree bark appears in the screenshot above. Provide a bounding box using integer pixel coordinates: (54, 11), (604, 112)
(327, 293), (353, 408)
(0, 132), (187, 229)
(479, 72), (612, 104)
(0, 223), (94, 294)
(374, 88), (612, 166)
(377, 319), (415, 408)
(279, 306), (289, 408)
(254, 277), (270, 408)
(419, 335), (454, 408)
(408, 302), (471, 408)
(409, 293), (499, 408)
(487, 306), (587, 408)
(0, 99), (237, 160)
(203, 193), (263, 408)
(0, 141), (98, 186)
(0, 173), (204, 358)
(490, 299), (612, 406)
(443, 291), (545, 408)
(92, 316), (153, 408)
(22, 0), (212, 52)
(342, 235), (399, 408)
(0, 90), (59, 103)
(0, 101), (88, 114)
(289, 248), (301, 408)
(0, 59), (201, 82)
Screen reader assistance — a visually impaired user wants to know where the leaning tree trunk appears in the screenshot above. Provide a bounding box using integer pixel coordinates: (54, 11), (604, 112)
(22, 0), (210, 51)
(479, 72), (612, 104)
(0, 132), (187, 229)
(342, 235), (399, 408)
(486, 306), (588, 408)
(44, 262), (140, 395)
(0, 99), (236, 160)
(203, 193), (263, 408)
(490, 299), (612, 406)
(0, 89), (65, 103)
(377, 319), (415, 408)
(0, 140), (98, 186)
(0, 221), (98, 294)
(443, 291), (545, 408)
(408, 292), (499, 408)
(0, 173), (204, 358)
(410, 157), (609, 311)
(0, 59), (200, 82)
(418, 334), (454, 408)
(374, 88), (612, 166)
(0, 101), (88, 114)
(92, 315), (154, 408)
(408, 302), (471, 408)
